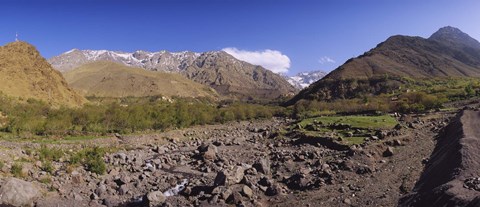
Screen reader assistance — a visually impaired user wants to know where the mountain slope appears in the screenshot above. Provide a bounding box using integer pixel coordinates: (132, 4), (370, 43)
(64, 61), (218, 98)
(286, 70), (327, 89)
(182, 51), (296, 100)
(0, 41), (85, 107)
(50, 50), (297, 100)
(287, 26), (480, 104)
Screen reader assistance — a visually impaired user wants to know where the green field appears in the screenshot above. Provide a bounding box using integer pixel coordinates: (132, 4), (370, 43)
(295, 114), (398, 146)
(298, 115), (398, 130)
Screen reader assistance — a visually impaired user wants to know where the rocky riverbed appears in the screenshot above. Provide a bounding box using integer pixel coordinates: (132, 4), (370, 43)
(0, 108), (469, 206)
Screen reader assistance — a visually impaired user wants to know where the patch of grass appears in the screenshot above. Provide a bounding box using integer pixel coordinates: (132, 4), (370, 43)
(11, 163), (24, 177)
(0, 160), (4, 169)
(41, 160), (54, 174)
(298, 115), (398, 130)
(33, 135), (107, 144)
(24, 148), (33, 156)
(38, 145), (63, 162)
(70, 147), (106, 175)
(344, 137), (367, 146)
(294, 114), (398, 147)
(39, 176), (52, 184)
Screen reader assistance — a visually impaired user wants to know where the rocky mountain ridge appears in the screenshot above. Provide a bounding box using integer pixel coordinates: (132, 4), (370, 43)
(49, 49), (200, 73)
(50, 50), (297, 100)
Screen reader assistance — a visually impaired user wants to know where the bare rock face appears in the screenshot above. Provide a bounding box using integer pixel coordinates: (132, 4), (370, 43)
(0, 178), (41, 207)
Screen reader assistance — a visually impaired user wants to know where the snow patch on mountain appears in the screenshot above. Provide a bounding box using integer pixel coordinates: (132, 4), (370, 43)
(286, 70), (327, 89)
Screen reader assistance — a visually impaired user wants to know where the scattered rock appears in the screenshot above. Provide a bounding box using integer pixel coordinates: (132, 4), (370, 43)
(356, 165), (372, 174)
(242, 185), (253, 199)
(383, 147), (394, 157)
(464, 177), (480, 191)
(214, 171), (228, 186)
(231, 166), (245, 184)
(266, 184), (280, 196)
(253, 158), (271, 175)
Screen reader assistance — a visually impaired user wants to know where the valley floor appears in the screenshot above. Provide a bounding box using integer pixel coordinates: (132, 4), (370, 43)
(0, 105), (469, 207)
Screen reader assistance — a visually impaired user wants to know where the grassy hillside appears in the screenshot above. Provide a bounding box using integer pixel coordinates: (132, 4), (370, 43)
(0, 41), (86, 107)
(64, 61), (219, 99)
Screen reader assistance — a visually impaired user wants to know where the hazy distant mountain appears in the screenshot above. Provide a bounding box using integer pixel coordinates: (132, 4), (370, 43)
(286, 70), (327, 89)
(287, 26), (480, 104)
(0, 42), (85, 106)
(50, 49), (297, 100)
(64, 61), (218, 99)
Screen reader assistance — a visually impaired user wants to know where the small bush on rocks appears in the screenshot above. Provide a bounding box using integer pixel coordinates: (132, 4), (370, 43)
(70, 147), (106, 175)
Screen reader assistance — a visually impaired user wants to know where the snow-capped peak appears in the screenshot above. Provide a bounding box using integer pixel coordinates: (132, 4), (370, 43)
(49, 49), (202, 72)
(286, 70), (327, 89)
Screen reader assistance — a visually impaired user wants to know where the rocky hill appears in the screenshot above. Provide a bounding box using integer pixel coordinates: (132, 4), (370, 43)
(0, 41), (85, 107)
(64, 61), (219, 98)
(287, 26), (480, 104)
(182, 51), (297, 100)
(286, 70), (327, 89)
(50, 49), (297, 100)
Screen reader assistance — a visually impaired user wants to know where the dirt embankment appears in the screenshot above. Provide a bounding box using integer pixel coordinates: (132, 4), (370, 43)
(399, 110), (480, 206)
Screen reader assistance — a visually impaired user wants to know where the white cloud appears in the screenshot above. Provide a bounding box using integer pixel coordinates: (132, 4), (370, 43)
(222, 47), (290, 74)
(319, 56), (336, 64)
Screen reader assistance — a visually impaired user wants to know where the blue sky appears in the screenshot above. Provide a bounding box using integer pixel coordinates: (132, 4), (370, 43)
(1, 0), (479, 75)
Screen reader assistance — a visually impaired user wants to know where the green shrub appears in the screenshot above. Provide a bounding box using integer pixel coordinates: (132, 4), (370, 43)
(70, 147), (106, 175)
(38, 145), (63, 162)
(11, 163), (24, 177)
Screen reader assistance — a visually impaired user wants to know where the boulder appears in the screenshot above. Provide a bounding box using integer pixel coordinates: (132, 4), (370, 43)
(242, 185), (253, 199)
(265, 184), (281, 196)
(253, 158), (271, 175)
(383, 147), (394, 157)
(0, 178), (41, 207)
(199, 144), (217, 161)
(230, 166), (245, 184)
(147, 191), (166, 207)
(214, 171), (228, 186)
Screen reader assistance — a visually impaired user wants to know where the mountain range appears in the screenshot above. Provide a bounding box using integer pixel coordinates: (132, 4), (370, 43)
(49, 49), (298, 100)
(287, 26), (480, 104)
